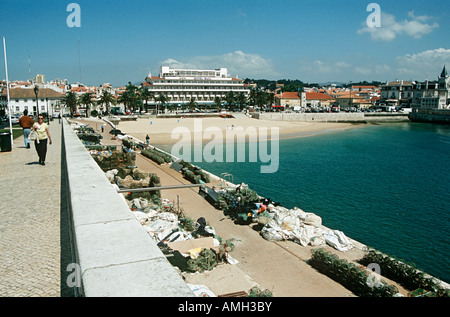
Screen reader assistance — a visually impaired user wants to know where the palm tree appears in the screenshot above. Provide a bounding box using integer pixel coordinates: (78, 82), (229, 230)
(213, 96), (222, 113)
(187, 97), (197, 113)
(248, 88), (258, 107)
(118, 91), (130, 114)
(125, 82), (141, 113)
(80, 92), (93, 117)
(99, 90), (115, 114)
(140, 85), (154, 113)
(62, 91), (78, 118)
(236, 93), (247, 111)
(155, 93), (167, 114)
(225, 91), (235, 111)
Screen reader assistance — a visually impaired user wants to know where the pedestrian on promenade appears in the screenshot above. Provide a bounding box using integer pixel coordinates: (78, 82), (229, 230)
(146, 134), (150, 146)
(58, 113), (61, 124)
(18, 109), (34, 148)
(32, 114), (52, 166)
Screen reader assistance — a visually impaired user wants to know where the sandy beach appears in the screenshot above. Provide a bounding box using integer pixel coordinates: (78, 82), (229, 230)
(112, 114), (361, 145)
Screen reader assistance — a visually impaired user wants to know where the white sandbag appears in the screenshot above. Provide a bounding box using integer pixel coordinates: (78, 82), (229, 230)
(276, 213), (300, 231)
(156, 212), (178, 223)
(324, 230), (354, 252)
(132, 197), (148, 210)
(291, 225), (325, 247)
(261, 227), (284, 242)
(146, 209), (159, 218)
(133, 211), (150, 224)
(290, 207), (307, 220)
(105, 169), (118, 183)
(303, 213), (322, 227)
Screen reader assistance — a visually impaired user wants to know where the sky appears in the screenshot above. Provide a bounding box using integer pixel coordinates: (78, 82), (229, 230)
(1, 0), (449, 87)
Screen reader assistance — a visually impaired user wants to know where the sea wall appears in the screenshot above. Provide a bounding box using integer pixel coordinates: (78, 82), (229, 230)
(408, 110), (450, 124)
(252, 112), (409, 122)
(61, 119), (194, 297)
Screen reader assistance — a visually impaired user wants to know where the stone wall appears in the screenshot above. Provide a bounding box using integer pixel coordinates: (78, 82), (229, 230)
(61, 119), (194, 297)
(252, 112), (409, 122)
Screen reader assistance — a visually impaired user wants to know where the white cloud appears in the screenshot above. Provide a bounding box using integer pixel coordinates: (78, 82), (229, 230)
(358, 11), (439, 41)
(161, 51), (277, 78)
(395, 48), (450, 79)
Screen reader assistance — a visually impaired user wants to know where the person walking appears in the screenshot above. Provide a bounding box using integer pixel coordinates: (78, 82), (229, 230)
(32, 114), (52, 165)
(18, 109), (34, 148)
(146, 134), (150, 146)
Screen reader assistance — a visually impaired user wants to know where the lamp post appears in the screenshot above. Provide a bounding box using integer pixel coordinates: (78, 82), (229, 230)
(34, 85), (39, 117)
(46, 97), (49, 124)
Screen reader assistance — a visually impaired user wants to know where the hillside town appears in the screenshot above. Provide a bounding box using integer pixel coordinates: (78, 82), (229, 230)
(1, 65), (449, 121)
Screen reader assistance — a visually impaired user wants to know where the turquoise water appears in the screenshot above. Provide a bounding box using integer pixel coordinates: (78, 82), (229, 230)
(161, 122), (450, 283)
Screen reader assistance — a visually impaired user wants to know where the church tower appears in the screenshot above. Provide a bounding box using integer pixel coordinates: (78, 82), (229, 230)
(438, 65), (449, 109)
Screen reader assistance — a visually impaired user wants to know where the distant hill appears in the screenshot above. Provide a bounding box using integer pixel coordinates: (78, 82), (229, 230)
(244, 78), (383, 90)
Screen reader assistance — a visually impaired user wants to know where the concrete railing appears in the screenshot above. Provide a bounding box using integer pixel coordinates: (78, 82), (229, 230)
(61, 119), (194, 297)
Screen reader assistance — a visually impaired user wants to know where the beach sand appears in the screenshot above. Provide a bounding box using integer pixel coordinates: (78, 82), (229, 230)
(112, 114), (361, 145)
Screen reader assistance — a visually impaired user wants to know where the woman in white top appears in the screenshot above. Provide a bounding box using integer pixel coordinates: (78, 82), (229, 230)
(32, 114), (52, 166)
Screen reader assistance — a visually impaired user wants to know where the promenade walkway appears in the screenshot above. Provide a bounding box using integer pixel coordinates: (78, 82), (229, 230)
(0, 121), (74, 297)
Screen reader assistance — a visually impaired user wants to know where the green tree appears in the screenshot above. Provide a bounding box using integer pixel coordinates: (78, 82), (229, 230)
(155, 93), (167, 114)
(235, 93), (247, 110)
(62, 91), (78, 118)
(225, 91), (235, 110)
(99, 90), (115, 114)
(248, 88), (258, 106)
(125, 82), (141, 112)
(80, 92), (93, 117)
(213, 96), (222, 113)
(187, 97), (197, 113)
(140, 85), (154, 112)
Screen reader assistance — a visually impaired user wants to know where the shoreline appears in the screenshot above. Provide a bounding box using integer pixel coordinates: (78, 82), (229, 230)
(114, 115), (363, 145)
(73, 117), (450, 295)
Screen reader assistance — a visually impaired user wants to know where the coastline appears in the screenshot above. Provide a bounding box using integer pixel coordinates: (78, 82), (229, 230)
(114, 114), (363, 145)
(74, 116), (450, 295)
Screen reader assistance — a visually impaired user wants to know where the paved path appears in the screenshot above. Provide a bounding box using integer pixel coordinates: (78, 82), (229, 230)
(0, 121), (73, 297)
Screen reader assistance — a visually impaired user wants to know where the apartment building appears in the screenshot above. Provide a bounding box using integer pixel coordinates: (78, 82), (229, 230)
(143, 66), (250, 106)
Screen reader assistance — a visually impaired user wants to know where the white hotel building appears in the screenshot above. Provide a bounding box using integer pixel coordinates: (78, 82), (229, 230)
(143, 66), (250, 106)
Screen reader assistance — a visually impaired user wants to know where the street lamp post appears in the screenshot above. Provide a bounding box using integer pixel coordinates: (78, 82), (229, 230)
(46, 98), (49, 124)
(34, 85), (39, 117)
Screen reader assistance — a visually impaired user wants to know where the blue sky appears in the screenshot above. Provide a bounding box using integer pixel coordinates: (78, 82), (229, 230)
(1, 0), (449, 86)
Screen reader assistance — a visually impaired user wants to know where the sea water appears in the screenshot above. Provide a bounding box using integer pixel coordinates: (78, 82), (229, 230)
(161, 122), (450, 283)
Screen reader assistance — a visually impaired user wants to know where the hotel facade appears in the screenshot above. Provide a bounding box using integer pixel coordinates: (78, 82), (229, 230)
(143, 66), (250, 106)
